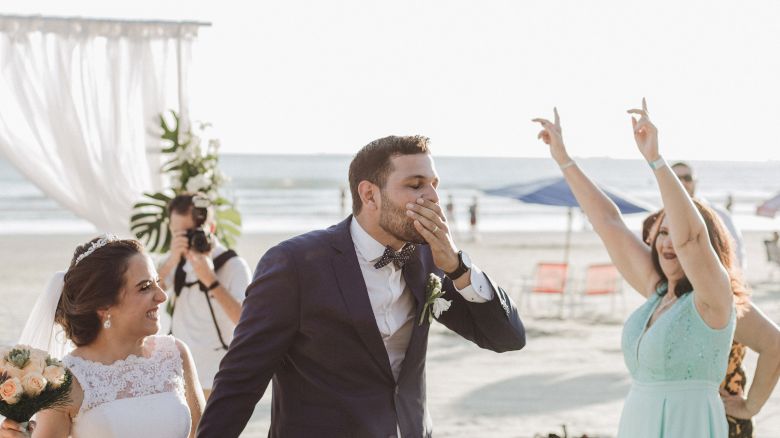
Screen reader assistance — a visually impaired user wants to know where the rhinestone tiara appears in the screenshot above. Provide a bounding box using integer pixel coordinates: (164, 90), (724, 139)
(74, 234), (120, 266)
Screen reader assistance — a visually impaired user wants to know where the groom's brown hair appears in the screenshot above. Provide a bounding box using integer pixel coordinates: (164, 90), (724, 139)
(348, 135), (430, 215)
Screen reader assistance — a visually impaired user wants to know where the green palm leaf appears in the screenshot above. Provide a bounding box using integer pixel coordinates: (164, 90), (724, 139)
(131, 110), (243, 253)
(130, 192), (171, 252)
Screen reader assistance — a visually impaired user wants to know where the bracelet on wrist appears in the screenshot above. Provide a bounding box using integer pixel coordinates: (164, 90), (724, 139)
(648, 156), (666, 170)
(559, 160), (575, 170)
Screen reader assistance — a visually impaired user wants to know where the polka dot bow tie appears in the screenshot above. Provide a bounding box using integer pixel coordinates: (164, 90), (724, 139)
(373, 243), (417, 269)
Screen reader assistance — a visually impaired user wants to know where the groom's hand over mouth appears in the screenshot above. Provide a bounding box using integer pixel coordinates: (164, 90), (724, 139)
(406, 198), (463, 276)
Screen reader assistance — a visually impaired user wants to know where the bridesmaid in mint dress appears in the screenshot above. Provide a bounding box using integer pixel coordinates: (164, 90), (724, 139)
(533, 100), (747, 438)
(643, 212), (780, 438)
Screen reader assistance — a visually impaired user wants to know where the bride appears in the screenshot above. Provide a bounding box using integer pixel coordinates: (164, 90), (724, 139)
(1, 236), (205, 437)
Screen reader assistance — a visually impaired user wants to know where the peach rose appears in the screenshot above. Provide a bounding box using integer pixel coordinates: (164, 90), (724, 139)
(43, 365), (66, 389)
(2, 363), (23, 380)
(21, 372), (47, 397)
(22, 356), (46, 375)
(29, 348), (49, 363)
(0, 376), (23, 404)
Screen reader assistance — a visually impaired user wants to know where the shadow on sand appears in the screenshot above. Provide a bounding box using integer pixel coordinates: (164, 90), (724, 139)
(451, 371), (630, 416)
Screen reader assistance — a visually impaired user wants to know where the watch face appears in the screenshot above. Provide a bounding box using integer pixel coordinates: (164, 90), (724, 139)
(461, 251), (472, 269)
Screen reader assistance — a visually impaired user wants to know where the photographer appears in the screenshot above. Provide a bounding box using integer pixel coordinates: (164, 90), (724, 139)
(158, 193), (251, 399)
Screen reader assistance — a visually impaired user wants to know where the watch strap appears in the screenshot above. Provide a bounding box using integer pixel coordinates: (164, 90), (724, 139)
(445, 251), (469, 280)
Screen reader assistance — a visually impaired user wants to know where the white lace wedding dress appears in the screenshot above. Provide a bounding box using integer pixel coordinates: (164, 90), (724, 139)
(62, 335), (191, 437)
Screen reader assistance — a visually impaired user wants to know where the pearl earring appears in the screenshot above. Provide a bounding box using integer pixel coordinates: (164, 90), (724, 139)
(103, 314), (112, 329)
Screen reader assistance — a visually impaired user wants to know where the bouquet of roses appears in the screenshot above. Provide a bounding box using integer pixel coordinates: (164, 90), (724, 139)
(0, 345), (72, 430)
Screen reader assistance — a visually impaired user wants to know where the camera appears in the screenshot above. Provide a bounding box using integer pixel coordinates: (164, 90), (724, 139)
(186, 228), (212, 253)
(184, 193), (212, 253)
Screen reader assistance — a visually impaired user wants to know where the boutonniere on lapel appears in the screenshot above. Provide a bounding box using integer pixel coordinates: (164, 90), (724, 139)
(419, 274), (451, 326)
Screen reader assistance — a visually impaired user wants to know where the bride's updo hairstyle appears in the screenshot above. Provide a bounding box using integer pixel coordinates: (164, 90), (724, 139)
(55, 237), (144, 346)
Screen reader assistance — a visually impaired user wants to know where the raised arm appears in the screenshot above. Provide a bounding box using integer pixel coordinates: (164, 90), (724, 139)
(532, 108), (659, 296)
(628, 99), (732, 328)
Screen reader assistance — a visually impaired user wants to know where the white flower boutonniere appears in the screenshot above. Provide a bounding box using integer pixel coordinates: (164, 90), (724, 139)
(419, 274), (451, 326)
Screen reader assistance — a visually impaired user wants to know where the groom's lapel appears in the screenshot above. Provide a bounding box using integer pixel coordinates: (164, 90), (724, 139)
(329, 217), (394, 382)
(397, 246), (430, 383)
(402, 247), (426, 308)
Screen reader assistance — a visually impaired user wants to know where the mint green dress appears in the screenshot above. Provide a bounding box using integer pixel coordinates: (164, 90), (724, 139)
(619, 285), (735, 438)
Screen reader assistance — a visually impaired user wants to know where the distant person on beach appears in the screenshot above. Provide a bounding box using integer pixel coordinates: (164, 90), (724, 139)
(340, 185), (348, 217)
(468, 196), (479, 241)
(765, 231), (780, 266)
(643, 211), (780, 438)
(671, 162), (746, 271)
(2, 236), (204, 438)
(725, 194), (735, 214)
(156, 193), (251, 400)
(534, 100), (745, 437)
(446, 193), (456, 232)
(197, 135), (525, 437)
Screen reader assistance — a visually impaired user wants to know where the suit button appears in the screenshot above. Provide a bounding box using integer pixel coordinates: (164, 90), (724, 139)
(394, 385), (399, 395)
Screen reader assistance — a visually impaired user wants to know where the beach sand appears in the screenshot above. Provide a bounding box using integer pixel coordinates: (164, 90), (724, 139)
(1, 230), (779, 437)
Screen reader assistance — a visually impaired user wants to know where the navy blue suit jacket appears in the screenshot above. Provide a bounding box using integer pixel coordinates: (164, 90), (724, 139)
(197, 216), (525, 438)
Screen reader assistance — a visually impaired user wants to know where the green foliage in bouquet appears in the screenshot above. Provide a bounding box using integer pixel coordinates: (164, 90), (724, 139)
(130, 111), (242, 253)
(5, 348), (30, 369)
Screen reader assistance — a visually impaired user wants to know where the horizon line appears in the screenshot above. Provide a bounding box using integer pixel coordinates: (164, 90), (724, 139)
(216, 152), (780, 163)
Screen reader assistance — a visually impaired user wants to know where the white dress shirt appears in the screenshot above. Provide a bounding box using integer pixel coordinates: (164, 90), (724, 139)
(349, 219), (494, 381)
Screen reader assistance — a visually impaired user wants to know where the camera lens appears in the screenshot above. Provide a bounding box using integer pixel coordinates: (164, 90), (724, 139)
(186, 229), (212, 253)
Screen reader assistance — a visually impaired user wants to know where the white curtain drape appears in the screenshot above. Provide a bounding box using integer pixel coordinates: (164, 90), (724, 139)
(0, 16), (204, 233)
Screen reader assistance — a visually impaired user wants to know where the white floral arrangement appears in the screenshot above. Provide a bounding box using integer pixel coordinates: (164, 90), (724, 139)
(130, 111), (242, 252)
(166, 119), (227, 197)
(419, 274), (452, 325)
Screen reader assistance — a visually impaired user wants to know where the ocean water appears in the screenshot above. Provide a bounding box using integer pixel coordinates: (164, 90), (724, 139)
(1, 154), (780, 234)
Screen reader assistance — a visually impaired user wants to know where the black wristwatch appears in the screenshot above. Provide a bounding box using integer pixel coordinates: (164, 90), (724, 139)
(445, 250), (472, 280)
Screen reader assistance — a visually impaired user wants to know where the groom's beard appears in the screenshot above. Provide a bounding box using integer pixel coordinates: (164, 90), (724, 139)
(379, 190), (426, 244)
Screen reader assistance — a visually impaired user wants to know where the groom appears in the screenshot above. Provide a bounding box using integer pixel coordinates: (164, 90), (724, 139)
(197, 135), (526, 438)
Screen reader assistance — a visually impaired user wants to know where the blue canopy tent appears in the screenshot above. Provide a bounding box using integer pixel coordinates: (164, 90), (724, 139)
(485, 177), (654, 265)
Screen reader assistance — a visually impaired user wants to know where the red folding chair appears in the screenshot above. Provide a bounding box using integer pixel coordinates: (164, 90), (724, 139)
(575, 263), (625, 317)
(522, 262), (568, 317)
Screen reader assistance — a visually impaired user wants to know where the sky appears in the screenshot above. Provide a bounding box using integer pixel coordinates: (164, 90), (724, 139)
(3, 0), (780, 160)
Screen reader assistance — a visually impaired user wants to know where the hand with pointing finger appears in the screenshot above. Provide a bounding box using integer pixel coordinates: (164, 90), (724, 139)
(532, 107), (571, 166)
(627, 98), (660, 162)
